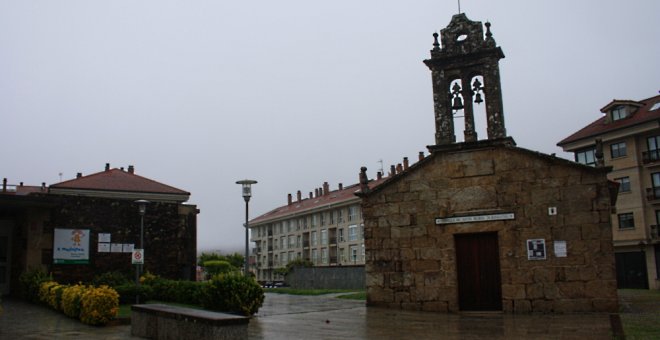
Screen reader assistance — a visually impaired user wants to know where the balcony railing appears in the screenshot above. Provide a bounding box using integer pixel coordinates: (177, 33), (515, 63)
(303, 241), (310, 248)
(268, 246), (273, 252)
(642, 150), (660, 164)
(646, 187), (660, 201)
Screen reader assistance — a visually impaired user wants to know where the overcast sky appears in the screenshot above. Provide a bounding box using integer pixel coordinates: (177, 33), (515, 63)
(2, 1), (659, 253)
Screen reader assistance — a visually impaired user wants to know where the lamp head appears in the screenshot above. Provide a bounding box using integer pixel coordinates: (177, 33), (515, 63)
(236, 179), (257, 202)
(135, 199), (150, 215)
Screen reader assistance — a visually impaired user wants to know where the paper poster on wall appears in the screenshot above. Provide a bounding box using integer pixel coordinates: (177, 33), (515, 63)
(53, 228), (90, 264)
(98, 243), (111, 253)
(98, 233), (111, 243)
(122, 244), (134, 253)
(110, 243), (123, 253)
(554, 240), (567, 257)
(527, 239), (546, 260)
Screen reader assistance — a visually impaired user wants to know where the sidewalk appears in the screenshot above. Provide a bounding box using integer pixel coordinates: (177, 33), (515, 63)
(1, 293), (613, 339)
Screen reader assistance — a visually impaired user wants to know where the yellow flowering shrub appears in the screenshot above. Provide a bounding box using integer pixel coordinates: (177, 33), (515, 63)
(39, 281), (58, 305)
(47, 283), (68, 311)
(79, 285), (119, 326)
(61, 284), (86, 318)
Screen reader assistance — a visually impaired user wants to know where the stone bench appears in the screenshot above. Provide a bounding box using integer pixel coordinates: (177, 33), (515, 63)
(131, 304), (249, 340)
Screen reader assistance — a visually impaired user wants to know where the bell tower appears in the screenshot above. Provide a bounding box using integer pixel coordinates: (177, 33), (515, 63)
(423, 13), (506, 145)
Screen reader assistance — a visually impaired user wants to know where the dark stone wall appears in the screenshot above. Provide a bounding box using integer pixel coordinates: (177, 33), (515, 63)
(46, 195), (197, 283)
(285, 265), (364, 290)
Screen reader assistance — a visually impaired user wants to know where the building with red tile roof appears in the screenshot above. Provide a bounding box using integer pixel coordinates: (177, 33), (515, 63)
(248, 158), (412, 283)
(0, 164), (197, 294)
(558, 93), (660, 290)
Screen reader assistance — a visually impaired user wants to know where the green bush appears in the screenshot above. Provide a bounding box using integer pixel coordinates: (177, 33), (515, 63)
(92, 271), (130, 288)
(203, 260), (234, 276)
(19, 267), (52, 303)
(146, 276), (204, 304)
(201, 273), (264, 316)
(114, 283), (153, 304)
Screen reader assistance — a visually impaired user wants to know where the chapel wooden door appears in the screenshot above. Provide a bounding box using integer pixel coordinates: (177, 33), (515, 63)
(455, 232), (502, 311)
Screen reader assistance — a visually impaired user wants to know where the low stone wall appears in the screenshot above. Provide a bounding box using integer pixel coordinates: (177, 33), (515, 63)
(131, 304), (248, 340)
(285, 265), (364, 290)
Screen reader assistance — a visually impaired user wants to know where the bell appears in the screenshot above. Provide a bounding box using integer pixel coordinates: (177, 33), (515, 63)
(452, 96), (464, 110)
(474, 92), (483, 104)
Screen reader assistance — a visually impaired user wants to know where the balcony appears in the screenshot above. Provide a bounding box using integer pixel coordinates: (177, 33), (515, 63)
(303, 241), (310, 248)
(268, 246), (273, 252)
(642, 150), (660, 164)
(646, 187), (660, 202)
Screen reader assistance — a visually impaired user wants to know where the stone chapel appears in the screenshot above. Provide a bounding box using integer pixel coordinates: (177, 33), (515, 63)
(357, 14), (619, 313)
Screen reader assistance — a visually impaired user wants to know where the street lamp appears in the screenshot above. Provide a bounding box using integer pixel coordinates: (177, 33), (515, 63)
(236, 179), (257, 276)
(135, 199), (150, 303)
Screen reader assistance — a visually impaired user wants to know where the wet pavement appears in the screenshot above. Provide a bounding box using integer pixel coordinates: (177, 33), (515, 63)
(0, 293), (614, 339)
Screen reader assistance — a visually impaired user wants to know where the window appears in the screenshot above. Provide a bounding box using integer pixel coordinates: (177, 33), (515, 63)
(288, 235), (295, 249)
(320, 213), (326, 226)
(311, 214), (318, 227)
(612, 106), (628, 121)
(653, 173), (660, 199)
(575, 149), (596, 166)
(338, 209), (344, 223)
(280, 237), (286, 250)
(348, 206), (358, 222)
(286, 220), (291, 232)
(651, 102), (660, 111)
(338, 228), (344, 242)
(647, 136), (660, 162)
(616, 177), (631, 193)
(330, 210), (335, 224)
(348, 225), (358, 241)
(321, 248), (328, 264)
(311, 231), (318, 246)
(311, 249), (318, 264)
(610, 142), (627, 158)
(339, 248), (345, 262)
(618, 213), (635, 229)
(296, 235), (301, 247)
(321, 229), (328, 245)
(350, 245), (358, 263)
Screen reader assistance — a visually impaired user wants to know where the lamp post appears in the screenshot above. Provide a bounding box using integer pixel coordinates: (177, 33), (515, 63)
(236, 179), (257, 276)
(135, 199), (150, 303)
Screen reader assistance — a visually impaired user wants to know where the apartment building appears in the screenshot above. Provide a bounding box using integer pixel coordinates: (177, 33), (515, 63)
(248, 167), (408, 283)
(558, 94), (660, 289)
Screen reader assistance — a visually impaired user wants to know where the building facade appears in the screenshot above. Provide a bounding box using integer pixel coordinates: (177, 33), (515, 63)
(558, 94), (660, 289)
(249, 181), (380, 283)
(0, 164), (198, 295)
(359, 13), (618, 313)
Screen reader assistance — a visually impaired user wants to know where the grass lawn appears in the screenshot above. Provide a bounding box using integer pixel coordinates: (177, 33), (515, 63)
(618, 289), (660, 339)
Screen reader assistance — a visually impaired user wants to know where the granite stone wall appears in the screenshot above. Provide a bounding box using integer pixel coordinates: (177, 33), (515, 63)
(285, 265), (364, 290)
(45, 195), (197, 283)
(362, 144), (618, 313)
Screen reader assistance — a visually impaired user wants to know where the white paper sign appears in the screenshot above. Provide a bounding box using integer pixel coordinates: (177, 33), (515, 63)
(98, 233), (111, 243)
(554, 240), (567, 257)
(122, 244), (134, 253)
(110, 243), (123, 253)
(97, 243), (111, 253)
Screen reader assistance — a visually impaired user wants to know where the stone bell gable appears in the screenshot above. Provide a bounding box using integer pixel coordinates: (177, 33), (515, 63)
(358, 140), (619, 313)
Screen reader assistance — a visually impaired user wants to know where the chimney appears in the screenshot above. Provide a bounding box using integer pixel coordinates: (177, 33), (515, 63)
(315, 188), (319, 197)
(41, 182), (46, 191)
(2, 178), (6, 192)
(105, 163), (110, 171)
(396, 163), (403, 174)
(377, 171), (382, 180)
(120, 167), (124, 171)
(287, 193), (292, 205)
(338, 183), (343, 190)
(323, 182), (329, 195)
(20, 182), (24, 187)
(309, 192), (313, 199)
(390, 165), (396, 177)
(403, 157), (409, 170)
(128, 165), (135, 174)
(418, 151), (425, 161)
(76, 172), (82, 178)
(297, 190), (302, 202)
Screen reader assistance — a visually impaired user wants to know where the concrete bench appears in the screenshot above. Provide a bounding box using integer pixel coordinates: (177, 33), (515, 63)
(131, 304), (249, 340)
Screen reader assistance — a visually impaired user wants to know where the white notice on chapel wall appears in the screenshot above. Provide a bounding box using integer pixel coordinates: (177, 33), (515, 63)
(554, 240), (567, 257)
(527, 239), (546, 260)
